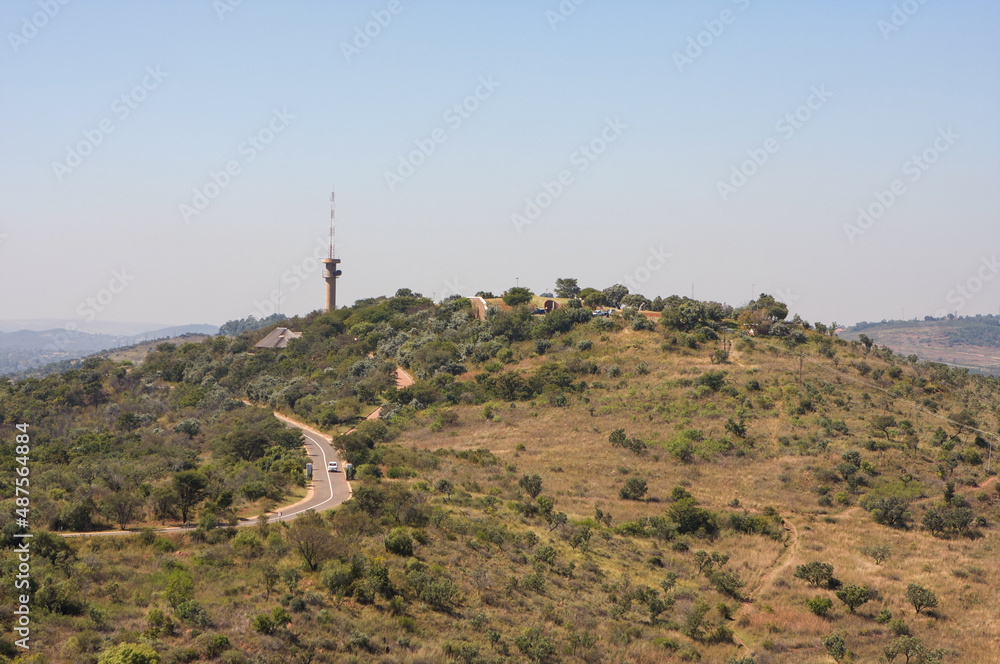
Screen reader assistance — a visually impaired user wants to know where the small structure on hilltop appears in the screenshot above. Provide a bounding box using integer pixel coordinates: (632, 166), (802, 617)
(543, 300), (560, 313)
(255, 327), (302, 349)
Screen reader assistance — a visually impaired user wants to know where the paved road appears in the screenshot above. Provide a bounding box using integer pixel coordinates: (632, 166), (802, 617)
(63, 410), (351, 537)
(61, 369), (415, 538)
(267, 411), (351, 522)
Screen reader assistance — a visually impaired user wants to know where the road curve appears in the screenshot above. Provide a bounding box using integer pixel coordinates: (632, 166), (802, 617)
(61, 369), (415, 537)
(62, 409), (351, 538)
(267, 411), (352, 523)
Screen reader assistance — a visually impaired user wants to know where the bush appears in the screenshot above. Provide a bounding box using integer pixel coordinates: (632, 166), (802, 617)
(98, 643), (161, 664)
(889, 618), (911, 636)
(620, 478), (648, 501)
(794, 562), (834, 588)
(175, 600), (212, 627)
(835, 584), (874, 613)
(202, 635), (231, 658)
(905, 583), (938, 614)
(385, 528), (414, 556)
(861, 495), (911, 528)
(805, 596), (833, 617)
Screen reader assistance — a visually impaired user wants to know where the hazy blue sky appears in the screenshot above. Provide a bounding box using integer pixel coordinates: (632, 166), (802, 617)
(1, 0), (998, 328)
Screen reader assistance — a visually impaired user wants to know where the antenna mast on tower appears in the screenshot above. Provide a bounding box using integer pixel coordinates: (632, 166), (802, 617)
(321, 190), (343, 312)
(329, 190), (336, 259)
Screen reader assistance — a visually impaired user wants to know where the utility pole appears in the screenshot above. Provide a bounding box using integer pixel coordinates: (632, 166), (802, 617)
(798, 355), (803, 384)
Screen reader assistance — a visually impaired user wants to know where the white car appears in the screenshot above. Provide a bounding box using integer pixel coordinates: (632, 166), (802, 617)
(328, 461), (338, 472)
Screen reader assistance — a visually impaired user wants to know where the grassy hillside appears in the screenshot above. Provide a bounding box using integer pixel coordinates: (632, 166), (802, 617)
(1, 294), (998, 664)
(842, 316), (1000, 376)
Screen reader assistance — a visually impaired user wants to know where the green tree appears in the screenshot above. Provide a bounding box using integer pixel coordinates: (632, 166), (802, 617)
(232, 530), (263, 567)
(805, 596), (834, 617)
(863, 495), (911, 528)
(583, 291), (606, 309)
(150, 485), (178, 524)
(100, 490), (141, 530)
(287, 510), (339, 571)
(858, 334), (874, 355)
(172, 471), (208, 524)
(821, 633), (847, 662)
(519, 474), (543, 499)
(514, 626), (557, 663)
(882, 636), (944, 664)
(554, 278), (581, 299)
(385, 528), (414, 556)
(602, 284), (629, 308)
(260, 562), (279, 600)
(503, 287), (534, 306)
(835, 584), (873, 613)
(793, 562), (834, 587)
(861, 545), (892, 565)
(870, 415), (898, 441)
(173, 419), (201, 439)
(619, 477), (648, 501)
(905, 583), (938, 615)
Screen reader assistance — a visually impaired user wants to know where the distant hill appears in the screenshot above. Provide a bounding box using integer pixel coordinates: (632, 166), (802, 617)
(0, 323), (218, 375)
(841, 315), (1000, 375)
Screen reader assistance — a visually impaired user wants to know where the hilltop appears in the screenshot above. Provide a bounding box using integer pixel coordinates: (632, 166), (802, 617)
(0, 288), (997, 664)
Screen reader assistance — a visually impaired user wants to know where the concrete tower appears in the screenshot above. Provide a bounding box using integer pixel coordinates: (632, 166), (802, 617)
(322, 191), (342, 312)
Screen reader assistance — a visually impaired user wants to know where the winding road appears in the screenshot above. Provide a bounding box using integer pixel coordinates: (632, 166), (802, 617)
(62, 368), (415, 538)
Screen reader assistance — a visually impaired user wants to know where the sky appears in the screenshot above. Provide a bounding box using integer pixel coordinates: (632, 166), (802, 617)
(1, 0), (998, 330)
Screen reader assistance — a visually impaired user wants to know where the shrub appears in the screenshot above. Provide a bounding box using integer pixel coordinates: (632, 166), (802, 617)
(835, 585), (873, 613)
(888, 618), (910, 636)
(175, 600), (212, 627)
(821, 633), (847, 662)
(861, 544), (891, 565)
(385, 528), (414, 556)
(98, 643), (161, 664)
(861, 495), (911, 528)
(805, 596), (833, 617)
(794, 562), (834, 588)
(905, 583), (938, 614)
(202, 635), (231, 658)
(619, 478), (648, 501)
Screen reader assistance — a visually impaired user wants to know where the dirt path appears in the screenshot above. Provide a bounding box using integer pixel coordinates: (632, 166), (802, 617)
(345, 367), (414, 432)
(731, 514), (800, 654)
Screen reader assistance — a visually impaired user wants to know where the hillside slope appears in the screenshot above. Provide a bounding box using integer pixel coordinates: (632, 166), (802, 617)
(842, 316), (1000, 376)
(1, 294), (997, 664)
